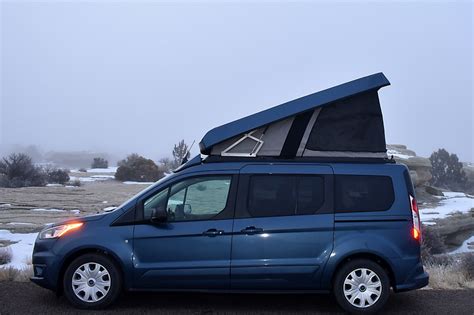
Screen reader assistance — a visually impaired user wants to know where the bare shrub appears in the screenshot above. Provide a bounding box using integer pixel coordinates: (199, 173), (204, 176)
(421, 226), (446, 263)
(91, 157), (108, 169)
(0, 247), (12, 265)
(460, 253), (474, 280)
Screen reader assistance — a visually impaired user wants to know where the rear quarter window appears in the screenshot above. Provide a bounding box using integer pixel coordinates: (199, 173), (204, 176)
(335, 175), (394, 213)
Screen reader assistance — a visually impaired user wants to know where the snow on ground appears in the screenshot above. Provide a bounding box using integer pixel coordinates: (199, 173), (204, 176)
(103, 206), (117, 212)
(123, 181), (155, 185)
(45, 183), (63, 187)
(386, 149), (412, 160)
(69, 175), (115, 182)
(31, 208), (65, 212)
(420, 191), (474, 224)
(0, 204), (12, 208)
(451, 235), (474, 254)
(0, 230), (38, 269)
(31, 208), (80, 215)
(86, 167), (118, 173)
(6, 222), (35, 226)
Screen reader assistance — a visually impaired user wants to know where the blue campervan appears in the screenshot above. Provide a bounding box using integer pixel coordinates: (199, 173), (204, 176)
(31, 73), (428, 313)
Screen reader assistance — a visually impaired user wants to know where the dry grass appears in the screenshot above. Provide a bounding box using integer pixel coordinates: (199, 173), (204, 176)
(425, 262), (474, 289)
(0, 247), (12, 265)
(0, 266), (33, 282)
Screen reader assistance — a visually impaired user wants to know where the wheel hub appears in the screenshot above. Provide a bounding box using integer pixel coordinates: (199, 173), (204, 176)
(71, 262), (111, 303)
(343, 267), (382, 308)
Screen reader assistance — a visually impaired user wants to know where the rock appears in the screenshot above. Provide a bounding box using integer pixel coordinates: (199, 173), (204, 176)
(387, 145), (432, 187)
(425, 186), (444, 196)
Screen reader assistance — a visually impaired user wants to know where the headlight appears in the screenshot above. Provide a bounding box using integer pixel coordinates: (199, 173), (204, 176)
(39, 222), (83, 239)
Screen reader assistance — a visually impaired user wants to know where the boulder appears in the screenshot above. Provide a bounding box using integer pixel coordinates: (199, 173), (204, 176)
(387, 145), (432, 187)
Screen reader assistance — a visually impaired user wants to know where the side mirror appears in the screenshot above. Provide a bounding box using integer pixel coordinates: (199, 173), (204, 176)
(150, 207), (167, 223)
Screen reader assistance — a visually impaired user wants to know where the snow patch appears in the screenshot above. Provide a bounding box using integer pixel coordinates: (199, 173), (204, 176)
(450, 235), (474, 254)
(123, 181), (154, 185)
(46, 183), (63, 187)
(6, 222), (34, 226)
(103, 206), (117, 212)
(31, 208), (65, 212)
(420, 192), (474, 222)
(86, 167), (118, 173)
(0, 204), (12, 208)
(0, 230), (37, 269)
(69, 175), (114, 182)
(386, 149), (413, 160)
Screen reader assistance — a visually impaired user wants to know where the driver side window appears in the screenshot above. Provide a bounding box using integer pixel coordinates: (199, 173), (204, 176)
(143, 176), (232, 222)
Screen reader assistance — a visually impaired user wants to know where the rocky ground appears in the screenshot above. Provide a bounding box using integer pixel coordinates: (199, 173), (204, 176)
(0, 172), (148, 234)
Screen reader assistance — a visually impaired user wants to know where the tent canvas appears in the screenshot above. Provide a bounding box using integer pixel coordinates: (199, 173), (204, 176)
(199, 73), (390, 159)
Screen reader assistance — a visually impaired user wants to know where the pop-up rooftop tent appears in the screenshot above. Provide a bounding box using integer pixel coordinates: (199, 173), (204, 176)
(199, 73), (390, 160)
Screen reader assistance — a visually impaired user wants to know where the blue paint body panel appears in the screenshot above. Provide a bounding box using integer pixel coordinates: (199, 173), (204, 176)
(31, 160), (428, 295)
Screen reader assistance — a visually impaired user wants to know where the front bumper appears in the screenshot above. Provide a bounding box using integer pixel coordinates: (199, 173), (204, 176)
(29, 239), (61, 292)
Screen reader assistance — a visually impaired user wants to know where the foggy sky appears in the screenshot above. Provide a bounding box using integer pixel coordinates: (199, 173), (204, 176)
(1, 1), (473, 161)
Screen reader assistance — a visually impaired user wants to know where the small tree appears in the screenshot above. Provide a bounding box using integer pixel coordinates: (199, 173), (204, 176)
(429, 149), (467, 190)
(172, 140), (190, 169)
(115, 154), (164, 182)
(91, 157), (108, 169)
(159, 157), (174, 174)
(0, 153), (47, 187)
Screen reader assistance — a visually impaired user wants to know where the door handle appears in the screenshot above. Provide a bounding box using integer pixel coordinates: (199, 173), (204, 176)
(240, 226), (264, 235)
(203, 228), (224, 237)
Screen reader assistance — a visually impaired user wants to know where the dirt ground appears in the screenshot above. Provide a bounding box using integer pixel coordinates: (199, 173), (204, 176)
(0, 176), (150, 233)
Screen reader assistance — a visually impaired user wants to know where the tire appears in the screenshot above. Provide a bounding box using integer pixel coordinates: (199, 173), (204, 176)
(333, 259), (390, 314)
(63, 253), (122, 309)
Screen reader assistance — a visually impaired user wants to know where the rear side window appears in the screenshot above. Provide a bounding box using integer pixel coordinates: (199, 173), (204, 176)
(247, 175), (324, 217)
(335, 175), (394, 212)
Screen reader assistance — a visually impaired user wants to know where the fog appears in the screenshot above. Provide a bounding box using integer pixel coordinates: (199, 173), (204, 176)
(1, 1), (473, 162)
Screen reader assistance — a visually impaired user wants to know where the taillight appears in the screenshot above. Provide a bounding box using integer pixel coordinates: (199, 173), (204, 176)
(410, 195), (421, 241)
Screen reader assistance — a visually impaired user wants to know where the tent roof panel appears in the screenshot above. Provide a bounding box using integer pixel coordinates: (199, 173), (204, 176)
(199, 72), (390, 154)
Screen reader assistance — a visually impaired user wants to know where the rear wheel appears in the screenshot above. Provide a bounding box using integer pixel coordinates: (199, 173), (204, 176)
(333, 259), (390, 313)
(63, 253), (122, 309)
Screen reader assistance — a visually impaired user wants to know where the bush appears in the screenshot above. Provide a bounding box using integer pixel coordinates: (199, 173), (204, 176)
(0, 247), (12, 265)
(91, 157), (108, 169)
(460, 253), (474, 280)
(0, 153), (47, 187)
(115, 154), (164, 182)
(78, 168), (87, 172)
(422, 226), (446, 255)
(45, 168), (70, 184)
(421, 226), (447, 264)
(430, 148), (467, 191)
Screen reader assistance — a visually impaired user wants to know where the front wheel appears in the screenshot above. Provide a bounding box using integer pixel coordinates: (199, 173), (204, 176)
(63, 253), (122, 309)
(333, 259), (390, 313)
